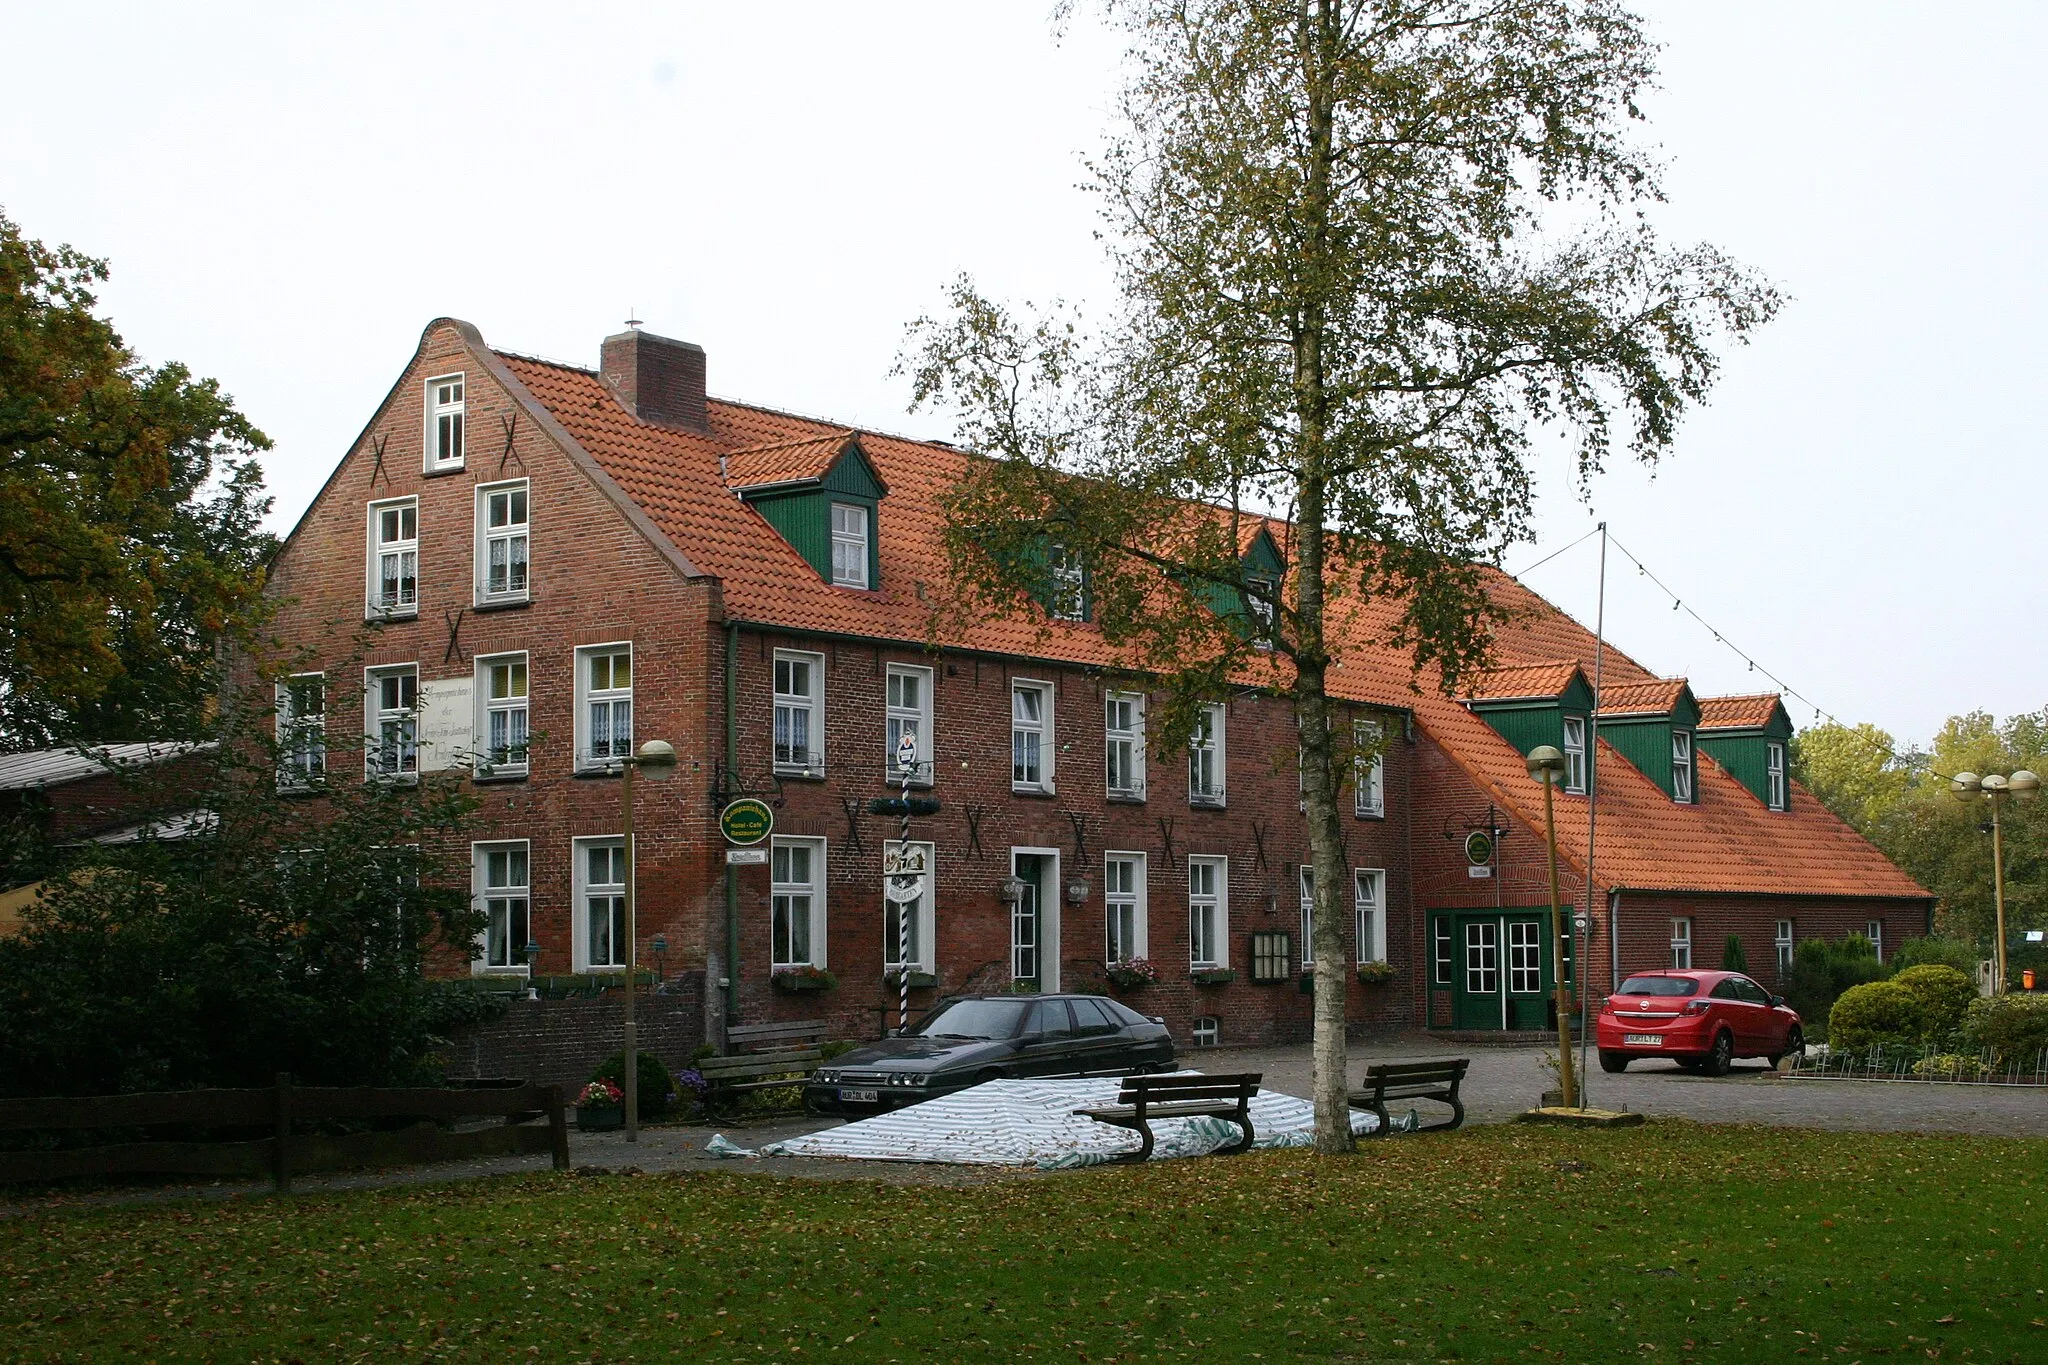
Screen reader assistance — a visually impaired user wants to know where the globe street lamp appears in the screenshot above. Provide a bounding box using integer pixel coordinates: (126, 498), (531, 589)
(618, 738), (678, 1139)
(1526, 745), (1578, 1109)
(1950, 768), (2040, 995)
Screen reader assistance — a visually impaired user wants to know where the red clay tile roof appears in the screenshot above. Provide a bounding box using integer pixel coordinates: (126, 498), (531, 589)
(723, 432), (858, 491)
(1697, 693), (1785, 731)
(1463, 661), (1583, 702)
(1596, 678), (1689, 717)
(493, 345), (1927, 903)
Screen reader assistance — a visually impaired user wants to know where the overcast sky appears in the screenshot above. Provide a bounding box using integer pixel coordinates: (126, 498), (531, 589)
(4, 3), (2040, 749)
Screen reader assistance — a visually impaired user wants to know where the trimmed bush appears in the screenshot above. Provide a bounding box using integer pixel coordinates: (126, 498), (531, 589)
(1962, 994), (2048, 1070)
(1890, 965), (1976, 1044)
(591, 1050), (677, 1116)
(1784, 936), (1890, 1041)
(1720, 935), (1746, 972)
(1828, 980), (1923, 1054)
(1890, 937), (1980, 977)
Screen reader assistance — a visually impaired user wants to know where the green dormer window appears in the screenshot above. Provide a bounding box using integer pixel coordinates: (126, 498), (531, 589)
(1464, 661), (1595, 795)
(1766, 741), (1787, 810)
(830, 502), (869, 587)
(1696, 694), (1794, 811)
(1047, 544), (1089, 622)
(1672, 729), (1695, 803)
(1595, 679), (1699, 803)
(726, 432), (887, 590)
(1562, 714), (1588, 793)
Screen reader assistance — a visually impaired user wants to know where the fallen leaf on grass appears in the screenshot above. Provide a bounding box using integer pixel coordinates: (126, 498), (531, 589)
(1934, 1315), (1957, 1326)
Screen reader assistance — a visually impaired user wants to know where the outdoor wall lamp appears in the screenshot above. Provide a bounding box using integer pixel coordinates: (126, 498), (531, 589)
(1950, 768), (2039, 994)
(996, 875), (1026, 905)
(1066, 880), (1092, 905)
(522, 939), (543, 1000)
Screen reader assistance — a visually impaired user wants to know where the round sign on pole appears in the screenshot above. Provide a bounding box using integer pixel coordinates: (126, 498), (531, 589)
(1464, 829), (1494, 866)
(720, 798), (774, 846)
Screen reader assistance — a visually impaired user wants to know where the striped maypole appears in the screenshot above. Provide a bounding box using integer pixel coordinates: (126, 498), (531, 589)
(894, 732), (918, 1034)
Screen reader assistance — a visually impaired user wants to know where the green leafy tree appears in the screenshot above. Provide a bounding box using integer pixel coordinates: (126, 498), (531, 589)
(1789, 722), (1909, 832)
(905, 0), (1776, 1148)
(0, 208), (274, 748)
(1720, 934), (1746, 972)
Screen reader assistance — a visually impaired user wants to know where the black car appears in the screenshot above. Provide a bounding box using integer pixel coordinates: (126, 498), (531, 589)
(804, 993), (1176, 1115)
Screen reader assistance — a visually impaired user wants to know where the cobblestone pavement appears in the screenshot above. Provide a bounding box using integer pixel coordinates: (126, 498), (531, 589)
(8, 1034), (2041, 1214)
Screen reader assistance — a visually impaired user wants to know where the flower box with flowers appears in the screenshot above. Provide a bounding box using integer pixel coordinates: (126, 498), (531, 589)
(1356, 960), (1397, 986)
(883, 968), (938, 989)
(1104, 957), (1161, 990)
(1191, 967), (1237, 987)
(575, 1079), (623, 1131)
(772, 966), (838, 994)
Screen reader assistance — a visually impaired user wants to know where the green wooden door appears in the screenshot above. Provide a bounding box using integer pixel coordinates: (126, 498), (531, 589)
(1449, 911), (1566, 1030)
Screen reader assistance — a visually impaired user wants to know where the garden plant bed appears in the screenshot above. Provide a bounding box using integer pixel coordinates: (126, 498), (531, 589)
(2, 1122), (2041, 1360)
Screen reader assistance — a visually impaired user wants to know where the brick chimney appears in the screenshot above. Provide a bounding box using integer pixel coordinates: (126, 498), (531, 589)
(600, 328), (708, 430)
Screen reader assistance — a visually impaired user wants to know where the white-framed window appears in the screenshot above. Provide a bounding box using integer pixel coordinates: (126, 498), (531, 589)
(1865, 919), (1883, 962)
(1562, 714), (1588, 795)
(575, 643), (632, 772)
(365, 664), (418, 780)
(1245, 575), (1278, 646)
(1671, 729), (1695, 803)
(1299, 866), (1317, 967)
(1670, 917), (1692, 969)
(1188, 703), (1226, 807)
(1509, 920), (1542, 994)
(1105, 852), (1147, 964)
(773, 650), (824, 776)
(885, 664), (933, 784)
(366, 497), (419, 617)
(1011, 680), (1053, 793)
(1766, 741), (1788, 811)
(771, 836), (827, 968)
(475, 480), (529, 605)
(574, 838), (628, 972)
(1105, 691), (1146, 800)
(1775, 918), (1795, 976)
(883, 840), (934, 973)
(475, 653), (529, 777)
(1188, 855), (1227, 968)
(1433, 917), (1452, 986)
(426, 373), (465, 471)
(829, 502), (869, 588)
(275, 673), (326, 789)
(1048, 544), (1087, 622)
(1354, 718), (1385, 817)
(1355, 868), (1386, 963)
(474, 840), (530, 972)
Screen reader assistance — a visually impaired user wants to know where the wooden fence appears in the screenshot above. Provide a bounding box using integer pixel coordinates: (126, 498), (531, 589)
(0, 1074), (569, 1192)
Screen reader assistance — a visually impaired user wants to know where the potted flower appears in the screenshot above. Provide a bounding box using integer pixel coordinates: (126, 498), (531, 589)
(883, 967), (938, 989)
(1191, 966), (1237, 987)
(1356, 960), (1397, 987)
(771, 965), (838, 994)
(575, 1079), (624, 1131)
(1104, 957), (1160, 990)
(673, 1066), (710, 1116)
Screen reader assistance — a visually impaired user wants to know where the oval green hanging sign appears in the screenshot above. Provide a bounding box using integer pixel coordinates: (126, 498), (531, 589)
(720, 798), (775, 846)
(1463, 829), (1494, 866)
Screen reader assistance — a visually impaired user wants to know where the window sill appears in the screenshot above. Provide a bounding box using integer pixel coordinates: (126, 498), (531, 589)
(885, 773), (935, 790)
(1353, 808), (1385, 821)
(366, 773), (421, 787)
(1011, 784), (1058, 799)
(473, 767), (530, 784)
(423, 463), (467, 478)
(775, 766), (828, 782)
(573, 764), (624, 780)
(472, 966), (532, 979)
(472, 596), (531, 613)
(1188, 794), (1228, 810)
(1106, 789), (1147, 805)
(364, 609), (420, 625)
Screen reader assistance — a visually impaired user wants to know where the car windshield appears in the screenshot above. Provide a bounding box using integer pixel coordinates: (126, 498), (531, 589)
(1619, 976), (1700, 997)
(915, 998), (1031, 1040)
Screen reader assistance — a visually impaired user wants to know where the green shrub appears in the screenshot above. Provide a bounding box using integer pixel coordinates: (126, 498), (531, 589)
(1961, 994), (2048, 1070)
(590, 1050), (676, 1116)
(1720, 935), (1746, 972)
(1784, 936), (1891, 1041)
(1908, 1053), (1984, 1081)
(1828, 980), (1923, 1054)
(1890, 937), (1981, 977)
(1889, 965), (1976, 1044)
(819, 1039), (861, 1061)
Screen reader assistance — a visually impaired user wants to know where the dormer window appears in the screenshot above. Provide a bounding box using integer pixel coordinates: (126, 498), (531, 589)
(830, 502), (870, 588)
(1048, 545), (1088, 622)
(1245, 576), (1278, 646)
(427, 374), (465, 471)
(1671, 729), (1695, 803)
(1766, 741), (1787, 810)
(1561, 714), (1588, 794)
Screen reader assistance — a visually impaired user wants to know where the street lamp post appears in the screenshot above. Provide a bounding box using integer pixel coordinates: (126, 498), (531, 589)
(618, 738), (678, 1140)
(1950, 768), (2040, 994)
(1526, 745), (1578, 1110)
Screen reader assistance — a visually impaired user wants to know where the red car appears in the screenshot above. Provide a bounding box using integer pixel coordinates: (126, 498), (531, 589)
(1595, 970), (1804, 1075)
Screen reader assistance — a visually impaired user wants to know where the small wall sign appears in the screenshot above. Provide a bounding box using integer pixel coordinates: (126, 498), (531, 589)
(725, 847), (768, 865)
(719, 798), (774, 846)
(1464, 829), (1494, 879)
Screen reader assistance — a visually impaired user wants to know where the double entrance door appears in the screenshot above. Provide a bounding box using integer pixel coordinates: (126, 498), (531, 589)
(1443, 910), (1569, 1031)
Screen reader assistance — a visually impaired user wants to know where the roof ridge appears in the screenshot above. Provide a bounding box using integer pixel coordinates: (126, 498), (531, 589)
(726, 430), (858, 457)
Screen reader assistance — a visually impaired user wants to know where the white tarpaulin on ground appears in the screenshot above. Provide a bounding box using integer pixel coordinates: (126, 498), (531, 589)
(706, 1075), (1385, 1169)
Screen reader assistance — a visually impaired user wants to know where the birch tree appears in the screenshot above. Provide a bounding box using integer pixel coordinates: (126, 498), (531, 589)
(905, 0), (1778, 1151)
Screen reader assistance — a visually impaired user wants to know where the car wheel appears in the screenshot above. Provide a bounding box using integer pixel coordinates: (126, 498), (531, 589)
(1699, 1030), (1734, 1077)
(1598, 1050), (1630, 1074)
(1769, 1026), (1805, 1068)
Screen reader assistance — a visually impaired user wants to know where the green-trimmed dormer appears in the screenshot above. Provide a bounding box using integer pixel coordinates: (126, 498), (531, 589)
(1597, 679), (1701, 803)
(1463, 661), (1595, 795)
(1197, 525), (1286, 643)
(1697, 693), (1794, 812)
(725, 432), (888, 589)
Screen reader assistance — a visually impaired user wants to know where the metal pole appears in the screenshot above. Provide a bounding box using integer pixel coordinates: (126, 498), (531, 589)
(1543, 774), (1577, 1109)
(898, 758), (913, 1034)
(1583, 521), (1607, 1103)
(1991, 797), (2008, 995)
(622, 757), (639, 1142)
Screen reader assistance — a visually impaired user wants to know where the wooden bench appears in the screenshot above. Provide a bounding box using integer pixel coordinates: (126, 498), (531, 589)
(725, 1020), (827, 1053)
(1348, 1059), (1469, 1136)
(1073, 1072), (1262, 1163)
(695, 1047), (822, 1115)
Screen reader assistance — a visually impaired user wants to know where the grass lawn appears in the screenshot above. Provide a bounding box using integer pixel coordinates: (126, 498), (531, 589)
(2, 1120), (2042, 1363)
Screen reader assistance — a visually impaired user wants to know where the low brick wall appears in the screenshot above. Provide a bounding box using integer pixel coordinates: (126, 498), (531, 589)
(441, 974), (706, 1091)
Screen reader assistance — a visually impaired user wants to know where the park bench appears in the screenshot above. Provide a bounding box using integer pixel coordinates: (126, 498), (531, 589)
(1073, 1072), (1262, 1163)
(725, 1019), (827, 1053)
(696, 1047), (822, 1116)
(1348, 1058), (1469, 1136)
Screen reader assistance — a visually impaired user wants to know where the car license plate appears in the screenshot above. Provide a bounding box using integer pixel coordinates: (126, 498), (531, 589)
(840, 1087), (879, 1103)
(1624, 1033), (1661, 1046)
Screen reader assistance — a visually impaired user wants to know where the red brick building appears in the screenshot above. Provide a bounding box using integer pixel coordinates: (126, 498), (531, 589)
(264, 318), (1927, 1048)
